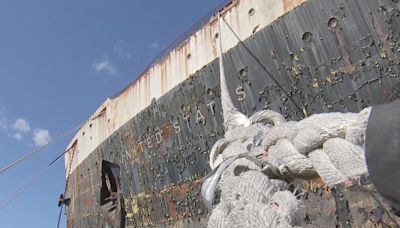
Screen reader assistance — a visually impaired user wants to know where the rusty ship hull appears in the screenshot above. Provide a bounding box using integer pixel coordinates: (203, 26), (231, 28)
(65, 0), (400, 227)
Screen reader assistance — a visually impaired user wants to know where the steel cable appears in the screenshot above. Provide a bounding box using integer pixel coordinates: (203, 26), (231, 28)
(0, 112), (103, 175)
(56, 138), (78, 228)
(221, 17), (305, 117)
(56, 204), (63, 228)
(0, 147), (70, 210)
(0, 124), (81, 175)
(0, 112), (104, 210)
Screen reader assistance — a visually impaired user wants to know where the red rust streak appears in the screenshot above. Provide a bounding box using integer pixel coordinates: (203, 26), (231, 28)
(162, 123), (172, 140)
(283, 0), (306, 13)
(81, 199), (93, 209)
(166, 195), (178, 218)
(373, 15), (391, 59)
(333, 24), (356, 74)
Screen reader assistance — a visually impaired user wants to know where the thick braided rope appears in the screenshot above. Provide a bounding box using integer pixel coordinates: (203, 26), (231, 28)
(205, 107), (371, 227)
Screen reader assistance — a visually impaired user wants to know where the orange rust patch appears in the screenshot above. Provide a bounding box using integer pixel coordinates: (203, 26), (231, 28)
(81, 199), (93, 209)
(172, 181), (201, 196)
(382, 89), (389, 98)
(174, 184), (192, 195)
(333, 25), (356, 74)
(162, 123), (172, 140)
(166, 195), (178, 218)
(67, 219), (74, 228)
(283, 0), (306, 13)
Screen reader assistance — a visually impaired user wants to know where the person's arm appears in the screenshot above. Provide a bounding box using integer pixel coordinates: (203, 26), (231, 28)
(366, 99), (400, 211)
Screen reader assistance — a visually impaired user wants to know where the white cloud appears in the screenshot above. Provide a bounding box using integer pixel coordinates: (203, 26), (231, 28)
(12, 133), (22, 140)
(149, 41), (160, 49)
(12, 118), (30, 133)
(33, 128), (52, 147)
(113, 44), (132, 60)
(91, 59), (117, 75)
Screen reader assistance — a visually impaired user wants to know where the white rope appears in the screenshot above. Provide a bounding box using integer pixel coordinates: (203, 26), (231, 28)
(204, 110), (300, 227)
(263, 108), (371, 183)
(217, 12), (250, 131)
(203, 106), (372, 227)
(203, 12), (372, 228)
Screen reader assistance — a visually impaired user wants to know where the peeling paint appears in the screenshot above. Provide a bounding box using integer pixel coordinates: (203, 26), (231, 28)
(65, 0), (400, 227)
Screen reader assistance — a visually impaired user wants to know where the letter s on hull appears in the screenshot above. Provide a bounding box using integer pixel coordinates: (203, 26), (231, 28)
(174, 121), (181, 134)
(236, 86), (246, 101)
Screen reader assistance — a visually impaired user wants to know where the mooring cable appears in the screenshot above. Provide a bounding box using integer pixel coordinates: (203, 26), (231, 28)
(0, 112), (104, 175)
(0, 147), (70, 210)
(221, 16), (305, 117)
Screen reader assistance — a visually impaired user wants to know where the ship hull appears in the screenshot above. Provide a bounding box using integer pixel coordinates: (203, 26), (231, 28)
(66, 0), (400, 226)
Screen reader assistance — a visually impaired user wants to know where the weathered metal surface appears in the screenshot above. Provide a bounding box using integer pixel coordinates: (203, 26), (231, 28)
(66, 0), (400, 227)
(294, 177), (400, 227)
(65, 0), (306, 173)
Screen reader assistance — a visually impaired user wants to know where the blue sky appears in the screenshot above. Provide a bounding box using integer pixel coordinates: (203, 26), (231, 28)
(0, 0), (223, 227)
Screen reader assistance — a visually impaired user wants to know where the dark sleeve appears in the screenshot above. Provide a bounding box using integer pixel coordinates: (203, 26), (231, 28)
(365, 99), (400, 209)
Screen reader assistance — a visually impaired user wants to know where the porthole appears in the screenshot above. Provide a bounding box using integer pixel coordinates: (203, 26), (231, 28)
(207, 88), (213, 96)
(302, 32), (314, 42)
(248, 8), (255, 16)
(328, 17), (339, 28)
(239, 66), (248, 77)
